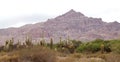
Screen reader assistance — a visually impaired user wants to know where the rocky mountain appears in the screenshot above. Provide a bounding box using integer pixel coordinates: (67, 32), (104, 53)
(0, 9), (120, 44)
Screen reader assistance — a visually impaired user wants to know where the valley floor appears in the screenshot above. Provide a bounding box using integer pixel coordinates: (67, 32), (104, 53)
(0, 39), (120, 62)
(0, 47), (120, 62)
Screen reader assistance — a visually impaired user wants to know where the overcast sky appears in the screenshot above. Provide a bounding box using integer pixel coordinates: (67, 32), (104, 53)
(0, 0), (120, 28)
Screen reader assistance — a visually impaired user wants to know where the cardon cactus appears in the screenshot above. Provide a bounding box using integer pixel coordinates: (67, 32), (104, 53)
(16, 40), (21, 49)
(40, 39), (46, 46)
(100, 44), (105, 54)
(4, 38), (14, 51)
(4, 40), (9, 51)
(59, 37), (63, 48)
(25, 36), (33, 47)
(50, 38), (53, 49)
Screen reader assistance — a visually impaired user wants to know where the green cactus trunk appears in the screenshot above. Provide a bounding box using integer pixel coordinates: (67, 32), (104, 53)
(59, 37), (62, 48)
(101, 44), (105, 54)
(50, 38), (53, 49)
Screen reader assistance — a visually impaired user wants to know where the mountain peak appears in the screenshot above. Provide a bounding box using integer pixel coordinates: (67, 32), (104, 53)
(59, 9), (84, 18)
(68, 9), (76, 13)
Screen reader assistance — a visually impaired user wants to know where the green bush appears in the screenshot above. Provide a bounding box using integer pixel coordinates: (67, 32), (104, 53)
(76, 44), (87, 53)
(76, 43), (101, 53)
(90, 43), (101, 53)
(76, 39), (111, 53)
(110, 39), (120, 54)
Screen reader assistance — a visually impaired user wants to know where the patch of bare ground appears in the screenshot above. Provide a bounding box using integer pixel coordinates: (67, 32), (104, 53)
(57, 53), (120, 62)
(57, 56), (105, 62)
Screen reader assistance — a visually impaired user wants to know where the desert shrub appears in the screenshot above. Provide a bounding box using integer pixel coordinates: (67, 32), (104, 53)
(92, 39), (104, 43)
(76, 42), (101, 53)
(76, 39), (111, 53)
(87, 39), (104, 53)
(64, 40), (82, 53)
(90, 43), (101, 53)
(19, 46), (56, 62)
(116, 45), (120, 54)
(76, 43), (87, 53)
(103, 40), (111, 53)
(56, 40), (82, 54)
(0, 46), (56, 62)
(110, 39), (120, 54)
(70, 40), (82, 48)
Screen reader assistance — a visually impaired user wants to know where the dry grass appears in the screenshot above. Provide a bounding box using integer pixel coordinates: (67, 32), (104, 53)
(102, 53), (120, 62)
(0, 46), (120, 62)
(57, 53), (120, 62)
(57, 56), (105, 62)
(57, 56), (76, 62)
(0, 46), (56, 62)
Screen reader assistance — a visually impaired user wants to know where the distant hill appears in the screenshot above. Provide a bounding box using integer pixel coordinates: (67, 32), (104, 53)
(0, 9), (120, 44)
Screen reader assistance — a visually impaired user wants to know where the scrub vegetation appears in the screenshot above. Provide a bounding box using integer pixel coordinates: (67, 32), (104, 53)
(0, 37), (120, 62)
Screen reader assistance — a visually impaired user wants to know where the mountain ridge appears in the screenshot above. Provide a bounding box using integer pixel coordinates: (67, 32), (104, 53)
(0, 9), (120, 44)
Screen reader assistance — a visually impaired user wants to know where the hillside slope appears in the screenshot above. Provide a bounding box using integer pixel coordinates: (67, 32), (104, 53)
(0, 9), (120, 44)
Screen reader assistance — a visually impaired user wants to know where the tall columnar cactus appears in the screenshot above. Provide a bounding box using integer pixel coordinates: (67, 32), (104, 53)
(40, 40), (43, 46)
(40, 40), (46, 46)
(16, 40), (21, 49)
(4, 40), (9, 51)
(67, 35), (70, 42)
(59, 37), (62, 48)
(50, 38), (53, 49)
(100, 44), (105, 54)
(4, 38), (14, 51)
(9, 38), (14, 51)
(25, 36), (33, 47)
(41, 31), (46, 46)
(9, 38), (14, 46)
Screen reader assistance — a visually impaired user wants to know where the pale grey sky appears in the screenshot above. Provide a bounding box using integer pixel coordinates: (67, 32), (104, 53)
(0, 0), (120, 28)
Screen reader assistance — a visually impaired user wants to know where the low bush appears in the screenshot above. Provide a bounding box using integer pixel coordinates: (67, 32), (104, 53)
(76, 39), (111, 53)
(109, 39), (120, 54)
(0, 46), (56, 62)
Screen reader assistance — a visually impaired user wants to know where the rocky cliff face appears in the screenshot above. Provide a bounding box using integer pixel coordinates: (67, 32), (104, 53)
(0, 9), (120, 44)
